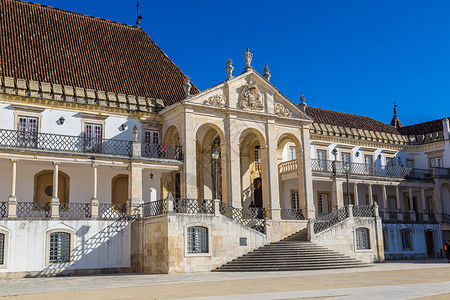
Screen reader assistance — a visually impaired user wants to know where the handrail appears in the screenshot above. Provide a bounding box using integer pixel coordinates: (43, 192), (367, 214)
(219, 201), (265, 234)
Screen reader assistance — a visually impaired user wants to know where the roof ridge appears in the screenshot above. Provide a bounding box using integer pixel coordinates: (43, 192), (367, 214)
(307, 106), (394, 125)
(401, 118), (447, 129)
(10, 0), (138, 29)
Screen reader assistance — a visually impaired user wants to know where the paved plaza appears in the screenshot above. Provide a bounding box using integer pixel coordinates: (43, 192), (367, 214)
(0, 260), (450, 299)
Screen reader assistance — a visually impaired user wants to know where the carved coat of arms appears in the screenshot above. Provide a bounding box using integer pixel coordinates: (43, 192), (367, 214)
(205, 94), (225, 107)
(275, 103), (292, 117)
(239, 79), (263, 110)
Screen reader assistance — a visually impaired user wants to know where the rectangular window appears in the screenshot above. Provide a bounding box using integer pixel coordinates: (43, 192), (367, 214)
(317, 150), (327, 171)
(289, 146), (297, 161)
(406, 159), (414, 168)
(430, 157), (442, 168)
(144, 130), (160, 145)
(187, 226), (208, 254)
(401, 230), (412, 250)
(383, 230), (388, 251)
(426, 197), (433, 212)
(355, 227), (370, 250)
(84, 123), (102, 152)
(291, 191), (300, 210)
(341, 152), (351, 163)
(254, 146), (261, 162)
(364, 155), (373, 174)
(386, 157), (394, 167)
(318, 193), (329, 214)
(17, 116), (38, 147)
(49, 232), (71, 263)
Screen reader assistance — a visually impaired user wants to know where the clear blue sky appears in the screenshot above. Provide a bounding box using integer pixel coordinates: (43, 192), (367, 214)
(33, 0), (450, 126)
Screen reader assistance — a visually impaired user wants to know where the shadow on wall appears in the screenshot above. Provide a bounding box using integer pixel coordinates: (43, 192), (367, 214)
(24, 219), (131, 278)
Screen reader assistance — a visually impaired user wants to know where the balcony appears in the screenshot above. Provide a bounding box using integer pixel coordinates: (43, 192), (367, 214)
(0, 128), (183, 161)
(279, 158), (433, 181)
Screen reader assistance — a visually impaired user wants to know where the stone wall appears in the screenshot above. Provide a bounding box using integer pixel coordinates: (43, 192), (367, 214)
(312, 216), (383, 263)
(266, 220), (308, 242)
(137, 214), (266, 273)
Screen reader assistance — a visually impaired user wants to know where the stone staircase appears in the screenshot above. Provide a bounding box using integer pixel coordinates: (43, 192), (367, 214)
(213, 229), (370, 272)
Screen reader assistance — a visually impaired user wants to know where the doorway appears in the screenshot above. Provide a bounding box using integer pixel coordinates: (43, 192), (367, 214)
(425, 230), (435, 258)
(253, 177), (262, 208)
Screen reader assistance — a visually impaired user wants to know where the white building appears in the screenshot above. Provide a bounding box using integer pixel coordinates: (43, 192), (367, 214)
(0, 0), (448, 277)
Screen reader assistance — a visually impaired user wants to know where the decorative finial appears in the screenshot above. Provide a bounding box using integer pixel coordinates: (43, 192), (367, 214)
(136, 1), (143, 27)
(263, 64), (271, 81)
(299, 93), (307, 112)
(244, 48), (253, 72)
(183, 76), (192, 99)
(226, 58), (234, 79)
(393, 101), (397, 116)
(132, 125), (138, 141)
(390, 101), (403, 128)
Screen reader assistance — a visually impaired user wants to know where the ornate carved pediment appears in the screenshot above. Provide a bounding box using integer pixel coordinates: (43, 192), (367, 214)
(275, 103), (292, 117)
(239, 79), (263, 111)
(205, 94), (226, 107)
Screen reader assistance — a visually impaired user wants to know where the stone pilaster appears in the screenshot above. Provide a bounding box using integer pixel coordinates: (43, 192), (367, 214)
(7, 159), (18, 218)
(50, 162), (60, 219)
(301, 125), (315, 219)
(127, 162), (144, 217)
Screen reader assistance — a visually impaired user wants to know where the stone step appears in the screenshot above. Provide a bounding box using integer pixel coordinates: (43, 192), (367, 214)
(214, 264), (370, 272)
(227, 259), (360, 265)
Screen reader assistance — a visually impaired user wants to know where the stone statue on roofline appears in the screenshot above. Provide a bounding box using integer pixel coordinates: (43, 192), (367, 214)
(244, 48), (253, 71)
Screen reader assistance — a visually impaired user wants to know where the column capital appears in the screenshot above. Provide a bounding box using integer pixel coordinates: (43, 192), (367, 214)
(53, 161), (60, 166)
(10, 158), (18, 163)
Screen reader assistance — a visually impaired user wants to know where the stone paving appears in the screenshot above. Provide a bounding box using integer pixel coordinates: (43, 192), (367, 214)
(0, 260), (449, 299)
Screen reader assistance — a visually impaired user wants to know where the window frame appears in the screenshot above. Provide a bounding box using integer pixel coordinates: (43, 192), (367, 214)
(401, 229), (413, 251)
(382, 228), (388, 251)
(291, 189), (300, 210)
(0, 228), (9, 269)
(185, 225), (211, 257)
(45, 229), (74, 266)
(288, 146), (297, 161)
(355, 227), (371, 250)
(317, 191), (331, 215)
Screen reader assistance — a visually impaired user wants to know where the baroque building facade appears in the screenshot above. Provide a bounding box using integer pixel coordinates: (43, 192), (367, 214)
(0, 0), (449, 277)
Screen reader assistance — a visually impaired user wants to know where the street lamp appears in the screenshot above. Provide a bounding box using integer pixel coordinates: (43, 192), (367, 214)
(343, 162), (351, 205)
(212, 149), (220, 200)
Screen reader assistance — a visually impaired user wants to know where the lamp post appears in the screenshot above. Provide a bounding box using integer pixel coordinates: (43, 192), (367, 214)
(212, 149), (220, 200)
(343, 162), (351, 205)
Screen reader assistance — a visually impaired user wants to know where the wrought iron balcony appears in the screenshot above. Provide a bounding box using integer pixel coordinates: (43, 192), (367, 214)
(0, 128), (183, 161)
(310, 159), (433, 181)
(431, 167), (450, 179)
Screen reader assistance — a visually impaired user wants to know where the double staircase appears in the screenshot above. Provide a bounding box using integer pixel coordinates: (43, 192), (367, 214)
(213, 229), (370, 272)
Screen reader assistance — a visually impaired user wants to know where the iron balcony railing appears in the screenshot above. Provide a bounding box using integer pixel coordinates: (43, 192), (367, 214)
(431, 167), (450, 179)
(0, 128), (183, 161)
(441, 213), (450, 224)
(280, 208), (305, 220)
(173, 199), (214, 214)
(59, 203), (91, 219)
(0, 202), (6, 218)
(142, 199), (168, 217)
(352, 205), (374, 218)
(310, 159), (433, 180)
(314, 206), (349, 234)
(219, 201), (265, 234)
(98, 203), (127, 220)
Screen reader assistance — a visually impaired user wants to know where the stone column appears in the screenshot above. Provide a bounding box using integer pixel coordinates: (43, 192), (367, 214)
(127, 162), (144, 216)
(300, 125), (315, 219)
(368, 184), (373, 206)
(382, 185), (388, 220)
(332, 179), (344, 210)
(226, 113), (242, 208)
(396, 185), (402, 221)
(50, 162), (60, 219)
(421, 187), (428, 222)
(408, 187), (416, 221)
(432, 182), (442, 222)
(7, 159), (18, 218)
(182, 110), (197, 199)
(353, 182), (359, 206)
(90, 164), (99, 219)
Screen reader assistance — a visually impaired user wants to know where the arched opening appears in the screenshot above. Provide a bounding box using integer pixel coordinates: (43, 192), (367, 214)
(112, 174), (129, 205)
(440, 183), (450, 214)
(34, 170), (70, 204)
(195, 123), (226, 201)
(162, 125), (181, 199)
(239, 128), (266, 211)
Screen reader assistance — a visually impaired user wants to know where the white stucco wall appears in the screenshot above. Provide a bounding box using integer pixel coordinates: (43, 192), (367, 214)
(0, 220), (131, 277)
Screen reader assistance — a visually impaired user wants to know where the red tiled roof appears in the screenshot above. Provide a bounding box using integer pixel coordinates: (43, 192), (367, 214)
(305, 106), (401, 135)
(0, 0), (199, 106)
(398, 119), (445, 136)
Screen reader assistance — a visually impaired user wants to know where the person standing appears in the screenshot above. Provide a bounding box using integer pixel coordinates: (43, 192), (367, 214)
(445, 240), (450, 263)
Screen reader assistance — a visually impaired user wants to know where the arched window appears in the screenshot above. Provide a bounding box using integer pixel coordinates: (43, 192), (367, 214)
(49, 232), (71, 263)
(355, 227), (370, 250)
(401, 229), (412, 250)
(0, 233), (4, 265)
(187, 226), (208, 253)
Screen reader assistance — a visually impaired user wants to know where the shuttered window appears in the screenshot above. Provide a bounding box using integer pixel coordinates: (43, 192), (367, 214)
(49, 232), (71, 263)
(0, 233), (4, 265)
(187, 226), (208, 253)
(355, 227), (370, 250)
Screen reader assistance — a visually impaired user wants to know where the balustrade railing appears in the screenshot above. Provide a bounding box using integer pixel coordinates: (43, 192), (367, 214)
(280, 208), (305, 220)
(16, 202), (50, 218)
(382, 210), (439, 224)
(352, 205), (374, 217)
(243, 207), (269, 219)
(279, 160), (298, 174)
(0, 202), (6, 218)
(98, 203), (126, 220)
(174, 199), (214, 214)
(314, 206), (349, 234)
(309, 159), (433, 180)
(142, 144), (183, 161)
(142, 200), (168, 217)
(219, 201), (265, 233)
(59, 203), (91, 219)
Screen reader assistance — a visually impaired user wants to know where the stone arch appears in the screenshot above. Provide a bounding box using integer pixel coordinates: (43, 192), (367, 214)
(276, 132), (302, 161)
(33, 170), (70, 204)
(111, 174), (129, 205)
(163, 124), (181, 145)
(195, 123), (226, 201)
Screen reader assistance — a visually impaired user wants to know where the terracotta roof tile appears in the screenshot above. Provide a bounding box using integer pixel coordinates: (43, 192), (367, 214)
(304, 106), (400, 135)
(398, 119), (445, 136)
(0, 0), (199, 106)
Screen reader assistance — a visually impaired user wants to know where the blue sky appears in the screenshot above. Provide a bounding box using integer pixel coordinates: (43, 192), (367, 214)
(34, 0), (450, 126)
